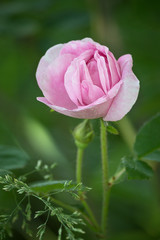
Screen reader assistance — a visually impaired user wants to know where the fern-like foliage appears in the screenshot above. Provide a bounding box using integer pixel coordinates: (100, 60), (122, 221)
(0, 162), (88, 240)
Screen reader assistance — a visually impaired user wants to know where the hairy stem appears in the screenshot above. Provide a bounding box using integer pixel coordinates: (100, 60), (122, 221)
(108, 168), (126, 186)
(100, 119), (110, 238)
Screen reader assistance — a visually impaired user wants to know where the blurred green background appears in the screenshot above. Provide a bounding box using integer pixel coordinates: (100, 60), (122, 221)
(0, 0), (160, 239)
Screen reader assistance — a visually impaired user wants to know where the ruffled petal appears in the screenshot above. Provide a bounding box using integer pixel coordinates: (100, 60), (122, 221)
(104, 54), (140, 121)
(64, 50), (94, 106)
(87, 59), (101, 87)
(81, 80), (105, 105)
(95, 51), (111, 93)
(106, 52), (120, 87)
(60, 38), (109, 58)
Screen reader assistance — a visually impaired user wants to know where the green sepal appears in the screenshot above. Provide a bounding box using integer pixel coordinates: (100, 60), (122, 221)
(106, 125), (119, 135)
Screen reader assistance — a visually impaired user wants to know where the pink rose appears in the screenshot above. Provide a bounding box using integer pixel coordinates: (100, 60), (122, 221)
(36, 38), (139, 121)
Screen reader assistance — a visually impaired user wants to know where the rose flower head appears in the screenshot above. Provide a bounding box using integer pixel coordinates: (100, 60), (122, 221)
(36, 38), (139, 121)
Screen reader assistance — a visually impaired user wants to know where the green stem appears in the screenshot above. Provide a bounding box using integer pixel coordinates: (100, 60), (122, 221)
(100, 119), (110, 238)
(76, 146), (100, 231)
(108, 168), (126, 186)
(76, 148), (84, 184)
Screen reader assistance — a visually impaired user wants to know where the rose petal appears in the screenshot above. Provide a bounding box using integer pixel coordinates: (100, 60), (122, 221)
(108, 51), (121, 77)
(37, 51), (76, 109)
(61, 40), (94, 57)
(64, 60), (83, 106)
(81, 80), (105, 105)
(80, 60), (92, 83)
(36, 44), (63, 88)
(95, 51), (111, 93)
(64, 50), (94, 106)
(104, 54), (140, 121)
(60, 38), (109, 58)
(87, 59), (101, 87)
(106, 52), (120, 87)
(37, 96), (112, 119)
(108, 80), (123, 98)
(82, 38), (109, 54)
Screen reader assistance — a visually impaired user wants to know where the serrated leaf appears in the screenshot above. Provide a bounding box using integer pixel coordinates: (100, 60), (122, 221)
(134, 113), (160, 159)
(122, 156), (153, 180)
(0, 145), (29, 170)
(106, 125), (119, 135)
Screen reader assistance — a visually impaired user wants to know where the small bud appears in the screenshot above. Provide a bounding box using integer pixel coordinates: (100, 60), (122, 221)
(73, 119), (94, 149)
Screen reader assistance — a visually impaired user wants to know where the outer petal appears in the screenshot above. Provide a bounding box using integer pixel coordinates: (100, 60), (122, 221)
(36, 44), (63, 91)
(104, 54), (140, 121)
(36, 45), (76, 109)
(37, 96), (112, 119)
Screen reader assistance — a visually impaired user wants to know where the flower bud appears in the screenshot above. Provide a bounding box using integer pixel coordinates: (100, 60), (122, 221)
(73, 120), (94, 149)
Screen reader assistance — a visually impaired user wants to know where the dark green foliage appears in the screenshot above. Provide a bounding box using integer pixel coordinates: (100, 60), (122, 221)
(0, 0), (160, 239)
(134, 113), (160, 160)
(110, 113), (160, 183)
(121, 156), (153, 180)
(143, 150), (160, 162)
(0, 172), (86, 240)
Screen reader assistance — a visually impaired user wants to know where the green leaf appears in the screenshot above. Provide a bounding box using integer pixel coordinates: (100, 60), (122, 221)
(106, 125), (119, 135)
(0, 145), (29, 170)
(142, 149), (160, 162)
(122, 156), (153, 180)
(30, 180), (79, 193)
(134, 113), (160, 159)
